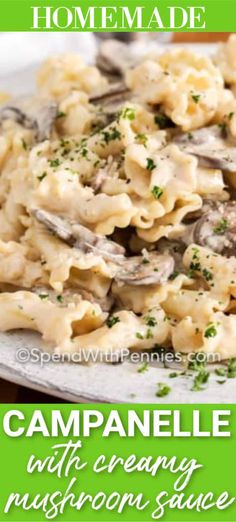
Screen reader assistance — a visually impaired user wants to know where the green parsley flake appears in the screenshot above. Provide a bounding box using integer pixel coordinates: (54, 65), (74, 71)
(191, 93), (201, 103)
(136, 332), (144, 340)
(122, 107), (136, 120)
(191, 369), (209, 392)
(154, 114), (171, 129)
(106, 315), (120, 329)
(137, 362), (149, 374)
(135, 133), (148, 147)
(227, 358), (236, 378)
(56, 111), (66, 119)
(169, 271), (179, 281)
(169, 372), (178, 378)
(156, 382), (171, 398)
(146, 328), (154, 339)
(204, 322), (218, 339)
(101, 127), (122, 144)
(151, 186), (163, 200)
(39, 294), (49, 300)
(37, 172), (47, 182)
(146, 158), (156, 171)
(21, 138), (28, 150)
(57, 295), (64, 303)
(49, 158), (61, 168)
(213, 218), (228, 235)
(202, 268), (213, 282)
(144, 315), (157, 327)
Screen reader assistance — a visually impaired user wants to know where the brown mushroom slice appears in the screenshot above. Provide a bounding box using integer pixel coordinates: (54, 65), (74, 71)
(174, 125), (227, 148)
(185, 202), (236, 255)
(115, 253), (175, 286)
(174, 125), (236, 172)
(90, 83), (131, 124)
(96, 39), (139, 80)
(0, 96), (58, 142)
(32, 209), (126, 263)
(191, 148), (236, 172)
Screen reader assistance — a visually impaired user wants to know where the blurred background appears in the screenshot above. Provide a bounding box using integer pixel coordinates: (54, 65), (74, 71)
(0, 30), (233, 403)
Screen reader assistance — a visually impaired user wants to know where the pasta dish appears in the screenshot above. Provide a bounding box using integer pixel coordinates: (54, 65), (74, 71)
(1, 35), (236, 361)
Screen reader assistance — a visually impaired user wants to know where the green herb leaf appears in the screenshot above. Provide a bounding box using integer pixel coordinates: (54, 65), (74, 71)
(191, 94), (201, 103)
(37, 172), (47, 182)
(151, 185), (163, 200)
(213, 218), (228, 235)
(204, 322), (218, 339)
(146, 158), (156, 171)
(137, 362), (149, 374)
(154, 114), (172, 129)
(106, 315), (120, 329)
(121, 107), (136, 120)
(144, 315), (157, 327)
(156, 382), (171, 398)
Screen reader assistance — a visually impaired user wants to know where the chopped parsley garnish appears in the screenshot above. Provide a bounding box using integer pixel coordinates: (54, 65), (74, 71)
(191, 369), (209, 391)
(156, 382), (171, 398)
(101, 127), (122, 144)
(106, 315), (120, 328)
(192, 247), (200, 260)
(146, 328), (154, 339)
(202, 268), (213, 282)
(191, 93), (201, 103)
(49, 158), (61, 168)
(188, 261), (201, 278)
(204, 322), (218, 339)
(136, 332), (144, 340)
(21, 138), (28, 150)
(137, 362), (149, 374)
(154, 114), (171, 129)
(135, 133), (148, 147)
(121, 107), (136, 120)
(81, 147), (89, 158)
(215, 367), (227, 377)
(169, 372), (178, 378)
(169, 271), (179, 281)
(142, 257), (150, 265)
(188, 352), (207, 372)
(56, 111), (66, 119)
(37, 172), (47, 182)
(39, 293), (49, 300)
(227, 358), (236, 378)
(57, 295), (64, 303)
(144, 315), (157, 327)
(213, 218), (228, 235)
(146, 158), (156, 171)
(228, 112), (234, 120)
(151, 185), (163, 199)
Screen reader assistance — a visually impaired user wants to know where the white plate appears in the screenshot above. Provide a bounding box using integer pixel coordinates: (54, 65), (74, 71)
(1, 42), (233, 404)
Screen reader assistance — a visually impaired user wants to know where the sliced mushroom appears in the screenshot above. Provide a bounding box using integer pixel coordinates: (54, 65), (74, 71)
(33, 209), (175, 286)
(174, 125), (236, 173)
(0, 96), (58, 142)
(96, 39), (139, 80)
(32, 209), (126, 263)
(183, 201), (236, 255)
(115, 252), (175, 286)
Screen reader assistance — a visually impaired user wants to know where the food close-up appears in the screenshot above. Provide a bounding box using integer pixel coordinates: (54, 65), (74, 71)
(1, 33), (236, 401)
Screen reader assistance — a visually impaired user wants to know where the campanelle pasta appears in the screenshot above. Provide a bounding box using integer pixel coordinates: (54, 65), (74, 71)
(1, 36), (236, 360)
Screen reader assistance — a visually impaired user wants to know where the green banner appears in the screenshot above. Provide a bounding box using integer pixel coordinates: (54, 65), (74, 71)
(0, 0), (235, 32)
(0, 404), (235, 521)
